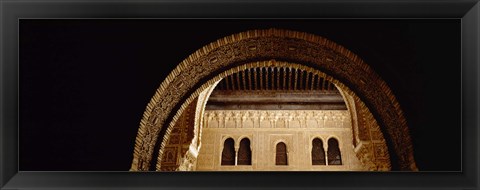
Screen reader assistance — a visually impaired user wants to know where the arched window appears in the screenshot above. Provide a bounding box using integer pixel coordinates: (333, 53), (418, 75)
(237, 138), (252, 165)
(327, 138), (342, 165)
(311, 138), (326, 165)
(275, 142), (288, 165)
(221, 138), (235, 165)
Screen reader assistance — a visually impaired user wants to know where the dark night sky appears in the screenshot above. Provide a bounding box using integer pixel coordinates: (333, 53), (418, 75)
(19, 19), (461, 171)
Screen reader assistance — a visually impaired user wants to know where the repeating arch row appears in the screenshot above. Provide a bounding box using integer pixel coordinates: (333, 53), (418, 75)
(311, 138), (343, 165)
(221, 137), (252, 166)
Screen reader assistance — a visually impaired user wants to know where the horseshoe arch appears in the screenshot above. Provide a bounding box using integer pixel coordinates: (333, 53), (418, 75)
(130, 28), (418, 171)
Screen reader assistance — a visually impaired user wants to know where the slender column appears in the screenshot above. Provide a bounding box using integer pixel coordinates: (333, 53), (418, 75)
(235, 147), (239, 166)
(324, 144), (329, 166)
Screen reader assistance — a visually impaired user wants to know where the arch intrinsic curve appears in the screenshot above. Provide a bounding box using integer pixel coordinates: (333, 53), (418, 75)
(130, 29), (417, 171)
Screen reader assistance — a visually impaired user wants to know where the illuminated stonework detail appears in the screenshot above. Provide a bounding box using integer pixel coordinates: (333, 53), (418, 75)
(340, 90), (392, 171)
(175, 83), (218, 171)
(158, 98), (197, 171)
(131, 29), (417, 171)
(196, 110), (365, 171)
(203, 110), (351, 129)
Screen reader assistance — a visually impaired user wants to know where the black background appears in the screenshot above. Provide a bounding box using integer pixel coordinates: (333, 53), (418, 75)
(19, 19), (461, 171)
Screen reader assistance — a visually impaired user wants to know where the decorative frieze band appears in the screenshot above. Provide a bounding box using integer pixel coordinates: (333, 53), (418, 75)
(204, 110), (351, 129)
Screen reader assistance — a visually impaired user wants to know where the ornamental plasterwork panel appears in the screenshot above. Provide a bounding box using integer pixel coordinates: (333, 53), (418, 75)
(158, 98), (197, 171)
(204, 110), (351, 129)
(197, 110), (366, 171)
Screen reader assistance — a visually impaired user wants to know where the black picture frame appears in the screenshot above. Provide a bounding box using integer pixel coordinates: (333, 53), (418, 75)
(1, 0), (479, 189)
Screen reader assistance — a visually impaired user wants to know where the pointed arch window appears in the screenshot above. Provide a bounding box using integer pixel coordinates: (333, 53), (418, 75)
(237, 138), (252, 165)
(327, 138), (342, 165)
(275, 142), (288, 165)
(312, 138), (326, 165)
(221, 138), (235, 165)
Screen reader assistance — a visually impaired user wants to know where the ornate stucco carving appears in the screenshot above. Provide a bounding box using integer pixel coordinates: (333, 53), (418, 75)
(131, 29), (417, 171)
(158, 98), (197, 171)
(339, 87), (391, 171)
(174, 82), (219, 171)
(204, 110), (351, 129)
(197, 110), (367, 171)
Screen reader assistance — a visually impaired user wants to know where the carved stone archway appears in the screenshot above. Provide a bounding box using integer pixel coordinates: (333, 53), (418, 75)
(130, 29), (417, 171)
(165, 61), (391, 171)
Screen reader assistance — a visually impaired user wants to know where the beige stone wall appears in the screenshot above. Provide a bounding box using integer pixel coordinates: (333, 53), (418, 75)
(159, 84), (391, 171)
(196, 110), (365, 171)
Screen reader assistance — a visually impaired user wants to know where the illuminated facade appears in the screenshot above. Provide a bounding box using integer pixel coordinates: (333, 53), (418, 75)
(131, 29), (417, 171)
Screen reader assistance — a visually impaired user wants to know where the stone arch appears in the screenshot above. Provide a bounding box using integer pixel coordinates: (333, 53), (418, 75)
(220, 137), (236, 166)
(326, 135), (342, 151)
(237, 135), (253, 149)
(167, 61), (390, 171)
(327, 137), (343, 165)
(161, 61), (390, 171)
(172, 82), (218, 171)
(130, 29), (417, 171)
(275, 142), (289, 166)
(237, 138), (252, 165)
(311, 137), (326, 165)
